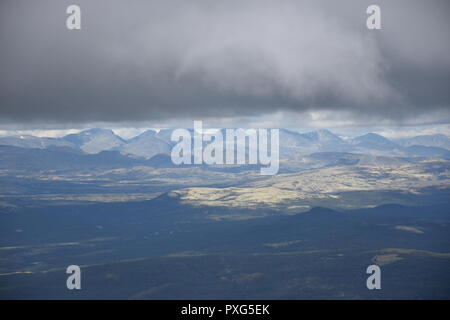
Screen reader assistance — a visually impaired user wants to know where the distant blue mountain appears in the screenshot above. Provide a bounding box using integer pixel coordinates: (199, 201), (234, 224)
(0, 135), (76, 149)
(0, 145), (145, 171)
(352, 133), (400, 151)
(398, 134), (450, 150)
(300, 129), (345, 144)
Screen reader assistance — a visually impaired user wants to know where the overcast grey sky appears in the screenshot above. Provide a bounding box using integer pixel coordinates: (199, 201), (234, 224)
(0, 0), (449, 129)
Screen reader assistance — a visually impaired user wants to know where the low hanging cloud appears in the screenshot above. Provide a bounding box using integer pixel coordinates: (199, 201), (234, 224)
(0, 0), (449, 126)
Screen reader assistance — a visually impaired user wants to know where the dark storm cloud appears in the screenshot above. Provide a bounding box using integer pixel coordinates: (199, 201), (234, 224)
(0, 0), (449, 125)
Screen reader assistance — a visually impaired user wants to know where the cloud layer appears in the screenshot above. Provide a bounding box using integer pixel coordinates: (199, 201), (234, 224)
(1, 0), (449, 126)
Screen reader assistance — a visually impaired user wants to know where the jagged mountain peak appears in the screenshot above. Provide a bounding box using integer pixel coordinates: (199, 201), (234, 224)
(302, 129), (343, 142)
(128, 130), (158, 142)
(118, 129), (171, 159)
(63, 128), (125, 154)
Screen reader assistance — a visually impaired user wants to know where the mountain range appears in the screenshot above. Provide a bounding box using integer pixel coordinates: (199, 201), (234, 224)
(1, 128), (449, 161)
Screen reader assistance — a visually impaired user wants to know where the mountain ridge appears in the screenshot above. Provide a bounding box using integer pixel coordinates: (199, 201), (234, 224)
(1, 128), (449, 160)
